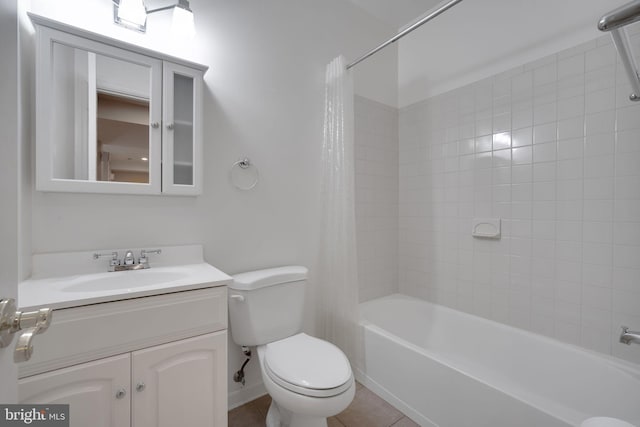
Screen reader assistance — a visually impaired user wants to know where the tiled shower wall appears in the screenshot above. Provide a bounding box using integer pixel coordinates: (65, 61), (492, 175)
(398, 32), (640, 364)
(355, 95), (399, 302)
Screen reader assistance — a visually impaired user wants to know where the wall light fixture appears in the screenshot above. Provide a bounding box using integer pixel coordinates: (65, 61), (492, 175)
(113, 0), (195, 36)
(113, 0), (147, 32)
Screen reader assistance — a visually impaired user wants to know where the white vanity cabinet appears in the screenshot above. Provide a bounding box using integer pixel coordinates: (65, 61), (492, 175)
(17, 286), (228, 427)
(20, 354), (131, 427)
(30, 14), (206, 195)
(132, 333), (226, 427)
(20, 333), (226, 427)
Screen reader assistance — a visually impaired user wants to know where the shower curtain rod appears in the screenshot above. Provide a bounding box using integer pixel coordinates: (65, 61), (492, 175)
(346, 0), (464, 70)
(598, 0), (640, 31)
(598, 0), (640, 101)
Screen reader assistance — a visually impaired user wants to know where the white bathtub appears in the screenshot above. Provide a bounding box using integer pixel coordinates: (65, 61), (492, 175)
(357, 294), (640, 427)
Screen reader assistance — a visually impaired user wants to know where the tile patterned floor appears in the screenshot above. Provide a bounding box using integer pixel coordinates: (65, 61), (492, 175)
(228, 382), (419, 427)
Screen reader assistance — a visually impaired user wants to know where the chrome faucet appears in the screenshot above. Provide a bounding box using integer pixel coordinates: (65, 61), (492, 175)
(123, 250), (136, 266)
(620, 326), (640, 345)
(93, 249), (162, 272)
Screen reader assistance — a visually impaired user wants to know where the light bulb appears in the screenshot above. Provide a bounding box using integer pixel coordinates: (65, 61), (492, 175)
(117, 0), (147, 28)
(171, 5), (195, 39)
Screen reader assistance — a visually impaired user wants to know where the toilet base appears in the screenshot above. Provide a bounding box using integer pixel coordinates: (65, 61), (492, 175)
(256, 342), (355, 427)
(266, 400), (328, 427)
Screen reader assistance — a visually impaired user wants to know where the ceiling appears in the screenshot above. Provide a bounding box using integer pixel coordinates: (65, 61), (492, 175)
(345, 0), (632, 107)
(397, 0), (631, 106)
(345, 0), (441, 30)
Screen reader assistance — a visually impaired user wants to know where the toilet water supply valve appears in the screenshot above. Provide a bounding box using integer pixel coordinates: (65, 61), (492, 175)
(233, 346), (252, 386)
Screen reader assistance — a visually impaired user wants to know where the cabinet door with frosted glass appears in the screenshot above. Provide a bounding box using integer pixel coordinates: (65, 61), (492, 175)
(162, 62), (204, 195)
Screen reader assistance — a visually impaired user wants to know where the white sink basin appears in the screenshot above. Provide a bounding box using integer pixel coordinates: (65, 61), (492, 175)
(62, 270), (189, 293)
(19, 253), (232, 311)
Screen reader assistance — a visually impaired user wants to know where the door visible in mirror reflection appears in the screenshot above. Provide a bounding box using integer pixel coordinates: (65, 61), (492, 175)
(97, 92), (149, 183)
(51, 42), (151, 183)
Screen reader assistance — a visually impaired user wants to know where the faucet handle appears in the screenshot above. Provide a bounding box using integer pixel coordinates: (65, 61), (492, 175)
(94, 252), (120, 266)
(139, 249), (161, 267)
(140, 249), (162, 257)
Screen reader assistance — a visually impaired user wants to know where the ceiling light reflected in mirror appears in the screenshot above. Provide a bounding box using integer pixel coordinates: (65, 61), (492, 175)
(114, 0), (147, 32)
(113, 0), (195, 38)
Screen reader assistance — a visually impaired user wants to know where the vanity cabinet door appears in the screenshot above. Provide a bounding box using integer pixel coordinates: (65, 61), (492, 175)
(131, 331), (227, 427)
(19, 354), (131, 427)
(162, 61), (204, 195)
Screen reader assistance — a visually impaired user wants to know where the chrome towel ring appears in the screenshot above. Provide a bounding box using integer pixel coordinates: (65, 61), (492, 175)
(230, 157), (259, 190)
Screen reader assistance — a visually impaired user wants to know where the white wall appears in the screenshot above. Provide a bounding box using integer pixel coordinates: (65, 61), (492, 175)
(398, 0), (631, 107)
(398, 29), (640, 365)
(26, 0), (397, 257)
(24, 0), (397, 408)
(354, 44), (398, 108)
(355, 96), (399, 302)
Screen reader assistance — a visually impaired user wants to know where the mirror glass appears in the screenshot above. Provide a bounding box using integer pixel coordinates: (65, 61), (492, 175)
(173, 73), (194, 186)
(51, 42), (151, 183)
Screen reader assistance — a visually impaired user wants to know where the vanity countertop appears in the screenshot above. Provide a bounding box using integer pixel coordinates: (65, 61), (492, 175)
(19, 245), (231, 311)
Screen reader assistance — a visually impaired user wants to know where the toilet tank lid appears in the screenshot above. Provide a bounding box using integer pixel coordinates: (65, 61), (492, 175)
(230, 266), (308, 291)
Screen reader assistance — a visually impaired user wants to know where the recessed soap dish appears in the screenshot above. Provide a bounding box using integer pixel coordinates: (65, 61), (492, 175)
(472, 218), (501, 239)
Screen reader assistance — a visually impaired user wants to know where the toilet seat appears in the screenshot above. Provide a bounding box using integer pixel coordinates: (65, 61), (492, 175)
(263, 333), (353, 398)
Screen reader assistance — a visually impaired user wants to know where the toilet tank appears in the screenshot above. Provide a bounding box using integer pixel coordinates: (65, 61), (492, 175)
(228, 266), (308, 346)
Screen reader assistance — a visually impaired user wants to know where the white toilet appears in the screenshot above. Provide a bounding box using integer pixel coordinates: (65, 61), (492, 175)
(228, 266), (355, 427)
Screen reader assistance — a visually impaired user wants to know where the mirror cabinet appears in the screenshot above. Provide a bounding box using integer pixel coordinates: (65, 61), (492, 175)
(31, 14), (207, 195)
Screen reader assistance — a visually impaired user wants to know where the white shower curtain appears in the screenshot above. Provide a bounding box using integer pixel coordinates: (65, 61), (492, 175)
(316, 55), (359, 364)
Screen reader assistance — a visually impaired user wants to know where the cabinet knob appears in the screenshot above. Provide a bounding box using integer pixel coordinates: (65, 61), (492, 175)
(115, 388), (126, 399)
(166, 123), (174, 130)
(136, 382), (146, 392)
(150, 122), (160, 129)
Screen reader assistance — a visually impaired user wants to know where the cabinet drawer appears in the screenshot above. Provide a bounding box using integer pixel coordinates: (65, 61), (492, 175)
(19, 286), (226, 378)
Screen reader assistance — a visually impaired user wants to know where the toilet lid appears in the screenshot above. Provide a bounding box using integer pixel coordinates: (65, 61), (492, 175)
(264, 333), (353, 398)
